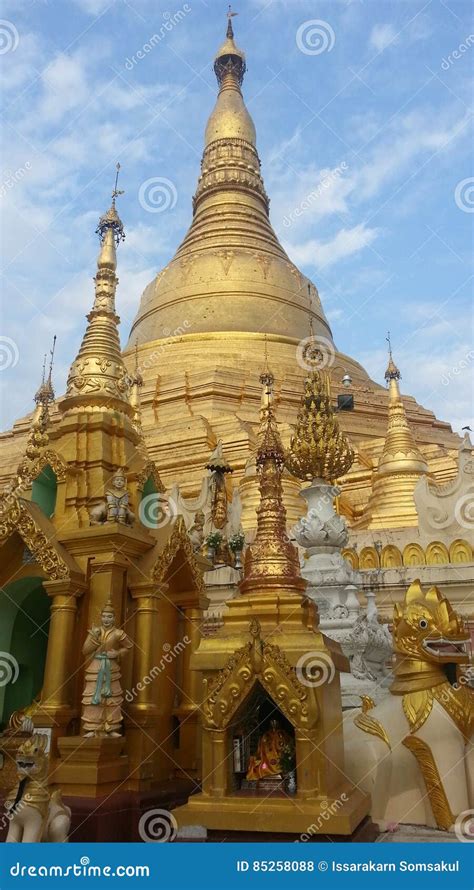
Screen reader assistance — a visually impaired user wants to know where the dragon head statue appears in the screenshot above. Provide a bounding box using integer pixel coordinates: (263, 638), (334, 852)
(393, 580), (471, 665)
(15, 732), (48, 782)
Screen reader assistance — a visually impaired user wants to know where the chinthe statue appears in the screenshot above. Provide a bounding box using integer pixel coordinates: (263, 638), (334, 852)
(81, 599), (133, 737)
(5, 732), (71, 842)
(246, 719), (291, 781)
(343, 580), (473, 832)
(89, 470), (134, 525)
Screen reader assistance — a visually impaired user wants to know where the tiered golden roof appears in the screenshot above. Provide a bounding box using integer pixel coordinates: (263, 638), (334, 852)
(285, 370), (354, 482)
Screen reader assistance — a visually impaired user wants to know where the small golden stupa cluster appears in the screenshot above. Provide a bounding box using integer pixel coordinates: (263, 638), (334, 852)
(285, 369), (354, 482)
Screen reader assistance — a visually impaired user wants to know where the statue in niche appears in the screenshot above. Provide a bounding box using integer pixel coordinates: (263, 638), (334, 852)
(81, 599), (133, 737)
(246, 719), (291, 781)
(189, 510), (205, 551)
(89, 470), (134, 525)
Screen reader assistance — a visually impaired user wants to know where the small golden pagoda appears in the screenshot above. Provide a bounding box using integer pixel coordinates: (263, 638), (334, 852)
(174, 377), (369, 835)
(356, 338), (429, 528)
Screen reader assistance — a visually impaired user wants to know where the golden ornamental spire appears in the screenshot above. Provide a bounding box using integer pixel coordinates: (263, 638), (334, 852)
(358, 338), (429, 528)
(285, 365), (354, 482)
(129, 341), (144, 435)
(241, 386), (305, 594)
(377, 335), (428, 478)
(61, 165), (132, 416)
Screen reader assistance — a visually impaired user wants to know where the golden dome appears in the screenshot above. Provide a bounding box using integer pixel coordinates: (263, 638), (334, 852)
(128, 20), (332, 347)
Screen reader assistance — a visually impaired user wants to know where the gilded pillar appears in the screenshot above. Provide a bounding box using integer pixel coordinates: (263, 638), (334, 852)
(40, 579), (84, 724)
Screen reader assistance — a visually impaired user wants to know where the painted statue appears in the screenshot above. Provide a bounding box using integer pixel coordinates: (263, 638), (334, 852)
(81, 600), (133, 737)
(343, 580), (473, 831)
(189, 510), (205, 551)
(5, 733), (71, 842)
(89, 471), (134, 525)
(246, 720), (291, 781)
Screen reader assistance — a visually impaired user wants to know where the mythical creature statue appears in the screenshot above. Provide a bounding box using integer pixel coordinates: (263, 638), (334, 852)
(343, 580), (473, 831)
(89, 471), (134, 525)
(5, 733), (71, 842)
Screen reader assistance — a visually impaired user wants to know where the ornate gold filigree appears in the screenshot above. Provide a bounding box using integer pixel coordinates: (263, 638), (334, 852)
(0, 497), (69, 580)
(353, 695), (391, 750)
(203, 620), (317, 730)
(402, 736), (455, 831)
(152, 515), (205, 596)
(402, 689), (433, 734)
(285, 370), (354, 482)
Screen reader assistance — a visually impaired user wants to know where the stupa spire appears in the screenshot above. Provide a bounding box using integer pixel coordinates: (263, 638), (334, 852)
(61, 164), (132, 416)
(241, 383), (305, 594)
(359, 336), (428, 528)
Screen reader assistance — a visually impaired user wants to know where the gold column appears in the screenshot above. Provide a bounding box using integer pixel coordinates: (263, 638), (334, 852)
(295, 729), (320, 799)
(210, 730), (228, 798)
(174, 605), (202, 776)
(40, 580), (84, 725)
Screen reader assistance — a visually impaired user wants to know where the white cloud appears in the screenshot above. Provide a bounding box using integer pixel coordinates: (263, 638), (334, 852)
(284, 223), (380, 270)
(369, 24), (398, 53)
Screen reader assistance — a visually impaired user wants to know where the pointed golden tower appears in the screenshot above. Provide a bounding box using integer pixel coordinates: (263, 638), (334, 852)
(61, 166), (131, 416)
(361, 336), (429, 528)
(241, 385), (305, 594)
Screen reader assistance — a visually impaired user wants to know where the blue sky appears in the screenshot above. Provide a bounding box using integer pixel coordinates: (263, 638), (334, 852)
(0, 0), (472, 433)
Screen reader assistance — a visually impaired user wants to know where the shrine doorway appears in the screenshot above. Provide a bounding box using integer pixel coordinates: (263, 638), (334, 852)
(229, 683), (295, 794)
(0, 577), (50, 727)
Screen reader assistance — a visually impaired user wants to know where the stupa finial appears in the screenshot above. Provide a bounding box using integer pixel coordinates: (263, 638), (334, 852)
(385, 331), (401, 383)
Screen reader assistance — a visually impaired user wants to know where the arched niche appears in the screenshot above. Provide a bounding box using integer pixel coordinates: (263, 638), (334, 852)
(425, 541), (449, 565)
(0, 577), (50, 727)
(449, 539), (472, 564)
(342, 548), (359, 570)
(359, 547), (379, 569)
(31, 464), (57, 518)
(403, 543), (426, 567)
(381, 545), (402, 568)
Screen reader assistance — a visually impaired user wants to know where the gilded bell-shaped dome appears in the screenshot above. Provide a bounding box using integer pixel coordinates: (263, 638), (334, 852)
(128, 19), (332, 347)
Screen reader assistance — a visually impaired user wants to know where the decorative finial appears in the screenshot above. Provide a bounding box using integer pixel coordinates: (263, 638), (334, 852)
(96, 163), (125, 246)
(34, 335), (56, 406)
(227, 4), (237, 38)
(47, 335), (56, 386)
(384, 331), (401, 383)
(111, 162), (124, 207)
(259, 334), (275, 415)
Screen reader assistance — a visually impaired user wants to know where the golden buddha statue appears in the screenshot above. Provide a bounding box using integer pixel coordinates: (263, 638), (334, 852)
(246, 719), (291, 781)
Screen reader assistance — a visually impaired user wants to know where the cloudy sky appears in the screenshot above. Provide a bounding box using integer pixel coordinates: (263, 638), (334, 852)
(0, 0), (472, 433)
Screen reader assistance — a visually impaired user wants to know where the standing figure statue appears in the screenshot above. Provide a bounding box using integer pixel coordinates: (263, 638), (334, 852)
(81, 600), (133, 737)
